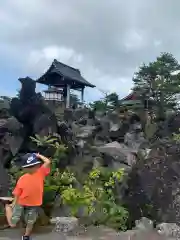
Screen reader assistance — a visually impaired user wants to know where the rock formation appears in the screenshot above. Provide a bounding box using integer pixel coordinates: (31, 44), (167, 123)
(0, 78), (67, 196)
(1, 78), (180, 233)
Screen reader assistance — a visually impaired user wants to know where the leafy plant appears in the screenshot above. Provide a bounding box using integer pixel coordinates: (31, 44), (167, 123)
(60, 167), (128, 230)
(89, 92), (119, 111)
(30, 135), (58, 147)
(29, 134), (129, 230)
(172, 130), (180, 142)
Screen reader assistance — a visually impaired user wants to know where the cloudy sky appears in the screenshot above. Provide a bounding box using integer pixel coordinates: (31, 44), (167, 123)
(0, 0), (180, 102)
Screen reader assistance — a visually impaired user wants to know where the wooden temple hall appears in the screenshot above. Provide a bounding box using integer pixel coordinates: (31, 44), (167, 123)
(36, 59), (95, 107)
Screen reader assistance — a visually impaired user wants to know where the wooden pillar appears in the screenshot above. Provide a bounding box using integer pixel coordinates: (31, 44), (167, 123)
(81, 87), (84, 104)
(66, 84), (70, 108)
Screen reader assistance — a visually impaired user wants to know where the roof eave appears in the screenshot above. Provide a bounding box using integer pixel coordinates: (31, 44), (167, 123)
(36, 63), (55, 84)
(87, 84), (96, 88)
(36, 60), (96, 88)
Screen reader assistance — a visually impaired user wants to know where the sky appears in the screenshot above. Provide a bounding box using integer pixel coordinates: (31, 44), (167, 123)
(1, 0), (180, 102)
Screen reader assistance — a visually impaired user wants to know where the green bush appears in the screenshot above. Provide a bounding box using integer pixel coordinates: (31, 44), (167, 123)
(172, 131), (180, 142)
(60, 167), (128, 230)
(9, 135), (129, 231)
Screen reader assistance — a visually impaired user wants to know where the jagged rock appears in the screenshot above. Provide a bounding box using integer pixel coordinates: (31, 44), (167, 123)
(135, 217), (153, 231)
(73, 108), (88, 120)
(124, 121), (146, 151)
(4, 116), (23, 133)
(107, 111), (120, 124)
(3, 75), (180, 237)
(19, 77), (36, 103)
(96, 116), (110, 140)
(64, 108), (73, 122)
(164, 113), (180, 135)
(96, 141), (137, 167)
(109, 123), (122, 141)
(0, 99), (10, 111)
(0, 119), (8, 138)
(33, 113), (57, 137)
(77, 117), (87, 125)
(0, 78), (66, 179)
(5, 133), (24, 156)
(0, 161), (10, 197)
(124, 139), (180, 227)
(76, 126), (96, 140)
(53, 217), (78, 233)
(64, 108), (88, 123)
(157, 223), (180, 239)
(124, 131), (145, 151)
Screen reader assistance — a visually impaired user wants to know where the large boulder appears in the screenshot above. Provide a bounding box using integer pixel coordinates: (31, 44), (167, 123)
(33, 113), (57, 137)
(124, 139), (180, 226)
(0, 119), (9, 138)
(0, 161), (10, 197)
(96, 141), (137, 167)
(76, 125), (96, 140)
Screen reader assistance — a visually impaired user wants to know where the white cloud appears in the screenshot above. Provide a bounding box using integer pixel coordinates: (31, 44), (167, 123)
(26, 46), (83, 76)
(25, 45), (132, 101)
(154, 40), (162, 47)
(1, 0), (180, 101)
(124, 30), (146, 51)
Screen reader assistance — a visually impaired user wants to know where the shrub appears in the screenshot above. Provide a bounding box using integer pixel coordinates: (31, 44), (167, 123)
(61, 167), (129, 230)
(10, 135), (129, 231)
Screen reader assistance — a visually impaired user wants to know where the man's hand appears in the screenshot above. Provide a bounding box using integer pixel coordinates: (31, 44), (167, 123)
(36, 153), (51, 168)
(10, 197), (17, 208)
(36, 153), (40, 158)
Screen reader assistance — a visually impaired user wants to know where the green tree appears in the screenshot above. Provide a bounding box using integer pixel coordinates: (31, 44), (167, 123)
(133, 52), (180, 117)
(89, 100), (107, 111)
(90, 92), (119, 111)
(0, 96), (11, 102)
(0, 96), (11, 113)
(70, 94), (80, 107)
(106, 92), (119, 108)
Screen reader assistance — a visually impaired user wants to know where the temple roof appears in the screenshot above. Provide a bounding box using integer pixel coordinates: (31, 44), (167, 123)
(36, 59), (95, 89)
(120, 92), (138, 101)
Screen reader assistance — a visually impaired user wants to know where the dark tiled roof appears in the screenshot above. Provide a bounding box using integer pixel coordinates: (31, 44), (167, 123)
(36, 59), (95, 88)
(120, 92), (138, 101)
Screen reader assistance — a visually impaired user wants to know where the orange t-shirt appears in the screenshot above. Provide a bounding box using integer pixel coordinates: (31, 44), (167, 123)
(13, 165), (50, 206)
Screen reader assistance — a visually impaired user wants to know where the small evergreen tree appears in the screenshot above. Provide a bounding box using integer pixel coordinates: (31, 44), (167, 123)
(133, 52), (180, 117)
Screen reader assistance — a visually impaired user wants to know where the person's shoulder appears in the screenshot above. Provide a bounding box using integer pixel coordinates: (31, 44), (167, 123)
(36, 164), (50, 176)
(18, 173), (29, 182)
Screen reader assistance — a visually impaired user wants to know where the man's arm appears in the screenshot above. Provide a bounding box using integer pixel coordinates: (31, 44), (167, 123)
(36, 153), (51, 168)
(11, 196), (18, 208)
(12, 178), (23, 206)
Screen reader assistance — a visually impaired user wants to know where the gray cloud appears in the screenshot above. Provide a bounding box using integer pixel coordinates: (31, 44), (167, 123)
(1, 0), (180, 100)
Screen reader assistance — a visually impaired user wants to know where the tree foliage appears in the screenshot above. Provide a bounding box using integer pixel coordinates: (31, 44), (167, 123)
(70, 93), (80, 106)
(133, 52), (180, 116)
(10, 135), (128, 230)
(90, 92), (119, 111)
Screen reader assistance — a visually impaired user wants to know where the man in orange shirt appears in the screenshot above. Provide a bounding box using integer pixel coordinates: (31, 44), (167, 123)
(0, 153), (51, 240)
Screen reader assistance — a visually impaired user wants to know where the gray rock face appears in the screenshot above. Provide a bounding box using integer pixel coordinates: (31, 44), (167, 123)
(135, 217), (154, 231)
(0, 160), (10, 197)
(157, 223), (180, 239)
(124, 139), (180, 226)
(124, 131), (145, 151)
(76, 126), (96, 139)
(53, 217), (78, 233)
(96, 141), (137, 167)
